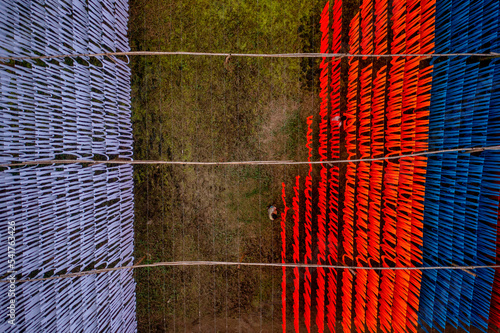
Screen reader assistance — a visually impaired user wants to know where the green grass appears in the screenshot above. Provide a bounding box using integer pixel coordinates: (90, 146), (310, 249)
(128, 0), (355, 331)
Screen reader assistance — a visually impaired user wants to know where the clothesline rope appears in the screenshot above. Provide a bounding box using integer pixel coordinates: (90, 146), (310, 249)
(4, 261), (499, 283)
(3, 145), (500, 167)
(0, 51), (499, 62)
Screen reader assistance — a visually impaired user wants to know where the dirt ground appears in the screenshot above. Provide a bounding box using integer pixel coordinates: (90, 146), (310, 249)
(129, 0), (330, 331)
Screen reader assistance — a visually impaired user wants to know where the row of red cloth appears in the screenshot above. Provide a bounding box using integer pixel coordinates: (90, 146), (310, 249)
(282, 0), (437, 332)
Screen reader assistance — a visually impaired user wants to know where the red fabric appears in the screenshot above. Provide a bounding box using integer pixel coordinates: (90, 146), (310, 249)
(379, 0), (407, 330)
(374, 0), (388, 56)
(292, 176), (300, 333)
(341, 13), (360, 333)
(315, 166), (328, 333)
(281, 183), (289, 333)
(283, 0), (437, 331)
(392, 1), (420, 329)
(342, 269), (354, 333)
(316, 4), (330, 330)
(303, 115), (313, 332)
(366, 270), (381, 332)
(354, 1), (374, 327)
(326, 2), (342, 331)
(365, 66), (387, 333)
(342, 12), (360, 267)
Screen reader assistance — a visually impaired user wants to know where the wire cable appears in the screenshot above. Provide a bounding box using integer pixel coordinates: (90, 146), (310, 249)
(5, 261), (499, 283)
(1, 51), (499, 62)
(4, 145), (499, 167)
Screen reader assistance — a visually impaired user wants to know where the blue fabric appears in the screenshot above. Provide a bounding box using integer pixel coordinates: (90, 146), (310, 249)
(419, 1), (500, 331)
(0, 0), (136, 332)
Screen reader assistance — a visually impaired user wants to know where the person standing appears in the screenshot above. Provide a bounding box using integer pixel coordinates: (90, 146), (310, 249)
(268, 205), (278, 220)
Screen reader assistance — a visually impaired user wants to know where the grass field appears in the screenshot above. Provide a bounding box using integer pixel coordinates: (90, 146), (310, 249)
(129, 0), (358, 331)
